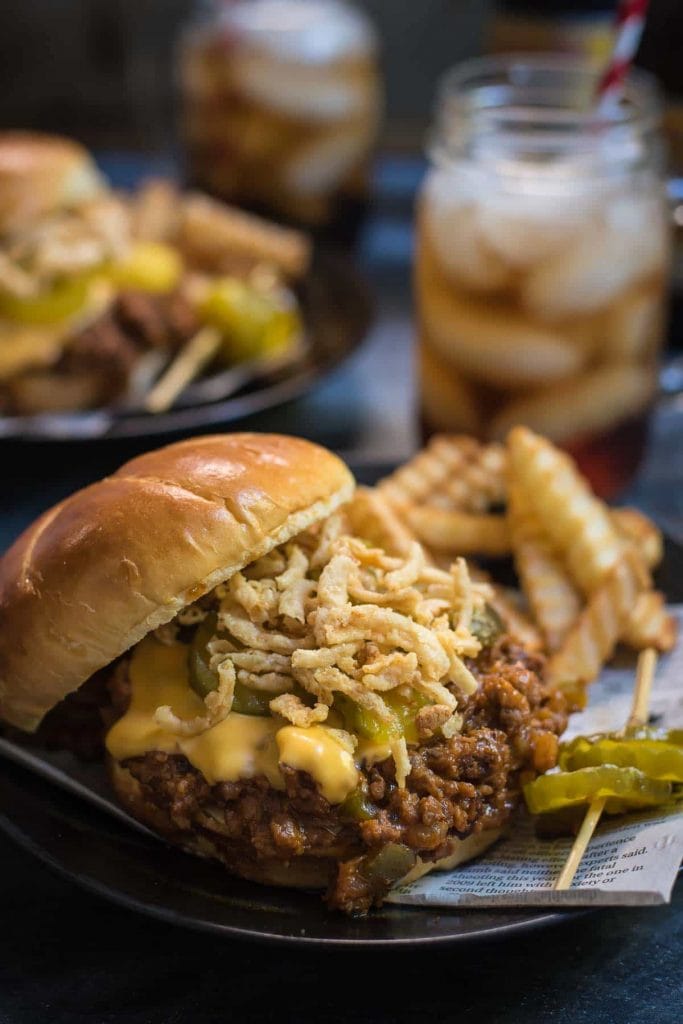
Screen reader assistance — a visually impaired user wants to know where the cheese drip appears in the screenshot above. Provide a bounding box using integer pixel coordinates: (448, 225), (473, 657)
(105, 636), (360, 804)
(277, 726), (358, 805)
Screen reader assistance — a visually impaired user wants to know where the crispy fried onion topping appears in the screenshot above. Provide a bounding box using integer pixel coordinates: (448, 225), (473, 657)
(154, 659), (236, 738)
(155, 514), (490, 784)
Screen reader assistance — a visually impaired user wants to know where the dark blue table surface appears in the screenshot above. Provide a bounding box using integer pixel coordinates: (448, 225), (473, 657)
(0, 826), (680, 1024)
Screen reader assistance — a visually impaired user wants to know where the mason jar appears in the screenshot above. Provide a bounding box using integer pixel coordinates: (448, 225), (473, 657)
(178, 0), (382, 239)
(416, 54), (671, 496)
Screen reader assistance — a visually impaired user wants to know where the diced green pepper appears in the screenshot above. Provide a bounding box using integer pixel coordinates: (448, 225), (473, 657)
(359, 843), (416, 886)
(340, 783), (378, 822)
(469, 603), (504, 649)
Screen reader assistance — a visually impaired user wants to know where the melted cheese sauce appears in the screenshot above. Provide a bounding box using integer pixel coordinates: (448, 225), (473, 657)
(277, 726), (358, 805)
(356, 737), (393, 768)
(105, 636), (362, 804)
(182, 715), (283, 789)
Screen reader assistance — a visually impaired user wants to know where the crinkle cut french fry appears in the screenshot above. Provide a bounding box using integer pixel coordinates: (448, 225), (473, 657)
(179, 193), (311, 278)
(507, 426), (628, 595)
(620, 590), (676, 653)
(395, 503), (510, 557)
(611, 507), (663, 569)
(508, 483), (581, 653)
(379, 434), (480, 504)
(345, 487), (423, 560)
(546, 550), (650, 700)
(130, 178), (181, 242)
(379, 434), (507, 513)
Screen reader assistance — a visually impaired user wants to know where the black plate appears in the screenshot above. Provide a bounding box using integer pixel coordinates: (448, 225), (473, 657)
(0, 254), (372, 441)
(0, 535), (679, 947)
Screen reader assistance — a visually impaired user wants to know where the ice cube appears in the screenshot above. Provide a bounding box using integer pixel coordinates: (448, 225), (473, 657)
(228, 0), (377, 65)
(282, 123), (373, 195)
(522, 194), (668, 320)
(417, 246), (584, 390)
(603, 290), (663, 363)
(489, 364), (656, 442)
(232, 52), (375, 121)
(422, 170), (512, 293)
(476, 193), (592, 269)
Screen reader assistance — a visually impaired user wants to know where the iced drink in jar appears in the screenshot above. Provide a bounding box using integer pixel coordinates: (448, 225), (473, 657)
(416, 56), (671, 496)
(179, 0), (382, 235)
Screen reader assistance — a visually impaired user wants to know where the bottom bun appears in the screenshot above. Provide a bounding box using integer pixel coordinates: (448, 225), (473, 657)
(109, 759), (352, 889)
(109, 758), (501, 893)
(398, 829), (502, 887)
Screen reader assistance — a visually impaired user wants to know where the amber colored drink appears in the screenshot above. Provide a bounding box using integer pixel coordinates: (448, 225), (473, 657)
(179, 0), (382, 233)
(416, 56), (671, 498)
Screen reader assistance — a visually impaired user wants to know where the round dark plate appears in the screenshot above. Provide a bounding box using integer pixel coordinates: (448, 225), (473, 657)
(0, 534), (679, 947)
(0, 253), (372, 442)
(0, 760), (566, 947)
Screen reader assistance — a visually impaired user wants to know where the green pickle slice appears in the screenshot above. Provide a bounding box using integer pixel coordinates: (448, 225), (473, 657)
(559, 733), (683, 782)
(0, 275), (91, 324)
(334, 689), (432, 745)
(188, 612), (271, 716)
(200, 278), (300, 364)
(524, 765), (672, 816)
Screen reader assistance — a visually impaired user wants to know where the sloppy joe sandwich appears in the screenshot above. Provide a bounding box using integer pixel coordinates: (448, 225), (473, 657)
(0, 433), (567, 912)
(0, 133), (310, 417)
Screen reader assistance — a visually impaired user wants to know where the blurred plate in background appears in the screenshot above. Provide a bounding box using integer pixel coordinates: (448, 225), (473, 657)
(0, 253), (372, 442)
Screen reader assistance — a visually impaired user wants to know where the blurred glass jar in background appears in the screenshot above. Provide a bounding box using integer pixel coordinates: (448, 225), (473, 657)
(416, 55), (672, 497)
(178, 0), (382, 238)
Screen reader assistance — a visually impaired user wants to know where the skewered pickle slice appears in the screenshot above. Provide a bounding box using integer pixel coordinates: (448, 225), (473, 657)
(524, 765), (672, 816)
(625, 726), (683, 745)
(108, 242), (182, 293)
(0, 275), (91, 323)
(559, 733), (683, 782)
(200, 277), (300, 363)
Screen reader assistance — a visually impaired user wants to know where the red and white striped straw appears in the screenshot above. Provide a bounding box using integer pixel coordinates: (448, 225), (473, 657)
(596, 0), (650, 111)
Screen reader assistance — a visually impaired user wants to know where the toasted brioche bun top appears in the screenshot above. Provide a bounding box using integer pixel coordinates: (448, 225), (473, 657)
(0, 132), (104, 236)
(0, 433), (355, 732)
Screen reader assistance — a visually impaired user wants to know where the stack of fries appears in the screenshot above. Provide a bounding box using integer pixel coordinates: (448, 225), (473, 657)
(375, 426), (676, 708)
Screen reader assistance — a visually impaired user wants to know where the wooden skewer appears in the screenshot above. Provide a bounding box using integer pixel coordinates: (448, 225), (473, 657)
(554, 646), (658, 891)
(626, 646), (657, 731)
(143, 326), (222, 414)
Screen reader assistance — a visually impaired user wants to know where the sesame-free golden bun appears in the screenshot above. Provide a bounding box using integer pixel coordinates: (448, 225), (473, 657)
(0, 433), (355, 732)
(0, 131), (104, 236)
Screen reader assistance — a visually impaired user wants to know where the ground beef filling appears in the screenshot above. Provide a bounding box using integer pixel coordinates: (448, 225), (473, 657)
(118, 638), (567, 914)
